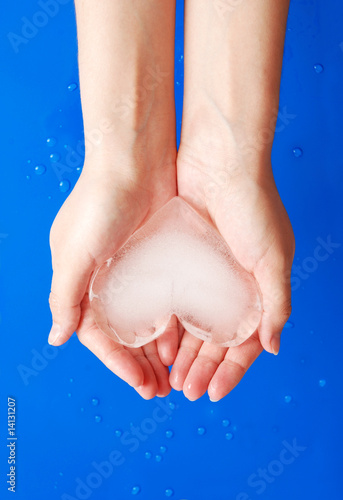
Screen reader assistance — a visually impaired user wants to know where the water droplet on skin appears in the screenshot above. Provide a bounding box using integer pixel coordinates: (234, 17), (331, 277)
(197, 427), (206, 436)
(59, 180), (70, 193)
(46, 137), (57, 147)
(225, 432), (234, 440)
(292, 147), (303, 158)
(94, 415), (102, 423)
(165, 489), (174, 497)
(145, 451), (152, 459)
(34, 164), (46, 175)
(160, 446), (167, 454)
(50, 153), (60, 162)
(92, 398), (99, 406)
(131, 486), (140, 495)
(68, 83), (78, 92)
(319, 379), (326, 387)
(313, 64), (324, 74)
(284, 395), (292, 403)
(222, 419), (230, 427)
(166, 430), (174, 439)
(114, 430), (122, 437)
(285, 321), (294, 328)
(155, 454), (162, 462)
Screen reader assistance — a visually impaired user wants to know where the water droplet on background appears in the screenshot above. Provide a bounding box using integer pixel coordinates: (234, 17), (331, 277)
(166, 430), (174, 439)
(222, 419), (230, 427)
(313, 63), (324, 74)
(292, 147), (303, 158)
(34, 164), (46, 175)
(94, 415), (102, 423)
(284, 395), (292, 404)
(165, 489), (174, 497)
(59, 180), (70, 193)
(155, 454), (162, 462)
(114, 430), (122, 437)
(319, 379), (326, 387)
(67, 393), (72, 398)
(225, 432), (234, 441)
(284, 321), (295, 328)
(168, 402), (176, 410)
(145, 451), (152, 459)
(46, 137), (57, 147)
(68, 83), (78, 92)
(26, 175), (31, 180)
(131, 486), (140, 495)
(92, 398), (99, 406)
(50, 153), (60, 162)
(160, 445), (167, 454)
(197, 427), (206, 436)
(69, 378), (74, 383)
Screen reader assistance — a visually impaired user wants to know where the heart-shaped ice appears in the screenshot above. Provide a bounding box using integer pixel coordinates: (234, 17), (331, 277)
(89, 197), (262, 348)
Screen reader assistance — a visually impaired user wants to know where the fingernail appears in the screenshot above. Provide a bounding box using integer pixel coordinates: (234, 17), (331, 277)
(209, 394), (219, 402)
(48, 323), (62, 345)
(271, 334), (281, 355)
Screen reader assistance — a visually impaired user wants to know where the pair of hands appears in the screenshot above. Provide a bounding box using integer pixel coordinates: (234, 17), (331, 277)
(48, 146), (295, 402)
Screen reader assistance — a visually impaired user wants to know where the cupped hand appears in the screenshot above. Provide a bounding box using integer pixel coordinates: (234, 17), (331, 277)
(170, 146), (295, 402)
(49, 160), (178, 399)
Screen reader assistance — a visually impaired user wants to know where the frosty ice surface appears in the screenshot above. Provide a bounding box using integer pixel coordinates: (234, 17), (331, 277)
(89, 197), (262, 347)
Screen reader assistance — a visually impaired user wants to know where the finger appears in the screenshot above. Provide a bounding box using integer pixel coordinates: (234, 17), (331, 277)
(255, 268), (292, 355)
(156, 315), (181, 366)
(183, 343), (227, 401)
(142, 341), (171, 397)
(129, 347), (159, 400)
(208, 331), (263, 402)
(77, 299), (144, 388)
(48, 251), (94, 346)
(169, 331), (203, 391)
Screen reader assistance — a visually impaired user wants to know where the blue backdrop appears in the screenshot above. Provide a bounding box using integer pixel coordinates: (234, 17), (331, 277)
(1, 0), (342, 499)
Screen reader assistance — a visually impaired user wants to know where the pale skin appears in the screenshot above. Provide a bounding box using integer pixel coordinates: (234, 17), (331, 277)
(48, 0), (295, 402)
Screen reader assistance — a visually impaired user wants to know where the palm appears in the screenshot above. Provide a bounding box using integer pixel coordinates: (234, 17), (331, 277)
(50, 167), (179, 399)
(170, 155), (294, 401)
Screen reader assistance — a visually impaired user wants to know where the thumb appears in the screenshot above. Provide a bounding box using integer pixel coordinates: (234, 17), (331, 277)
(256, 269), (292, 356)
(48, 252), (94, 346)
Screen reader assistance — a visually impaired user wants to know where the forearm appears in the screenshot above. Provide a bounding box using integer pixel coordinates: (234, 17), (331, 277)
(181, 0), (290, 166)
(74, 0), (176, 170)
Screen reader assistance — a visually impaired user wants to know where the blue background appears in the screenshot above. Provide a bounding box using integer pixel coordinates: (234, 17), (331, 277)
(1, 0), (343, 498)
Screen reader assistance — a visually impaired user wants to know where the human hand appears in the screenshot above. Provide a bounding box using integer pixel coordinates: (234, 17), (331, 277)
(48, 159), (178, 399)
(170, 143), (295, 402)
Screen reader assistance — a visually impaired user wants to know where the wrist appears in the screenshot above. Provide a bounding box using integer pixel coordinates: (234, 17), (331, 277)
(178, 115), (274, 185)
